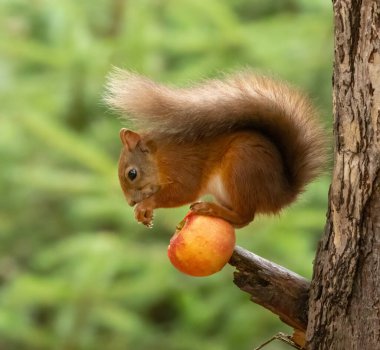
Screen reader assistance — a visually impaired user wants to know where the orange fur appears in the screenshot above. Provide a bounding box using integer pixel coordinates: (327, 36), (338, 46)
(107, 71), (326, 227)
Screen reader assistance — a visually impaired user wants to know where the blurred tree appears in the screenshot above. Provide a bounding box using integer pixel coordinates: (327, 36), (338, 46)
(0, 1), (332, 349)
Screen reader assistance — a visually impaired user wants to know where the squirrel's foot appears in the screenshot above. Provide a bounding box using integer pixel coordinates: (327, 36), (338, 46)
(190, 201), (254, 228)
(190, 202), (217, 217)
(134, 203), (154, 228)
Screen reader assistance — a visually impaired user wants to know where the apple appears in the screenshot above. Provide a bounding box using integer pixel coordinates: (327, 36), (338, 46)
(167, 212), (236, 276)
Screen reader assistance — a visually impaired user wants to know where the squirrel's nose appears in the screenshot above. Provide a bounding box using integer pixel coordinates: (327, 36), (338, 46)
(128, 199), (136, 206)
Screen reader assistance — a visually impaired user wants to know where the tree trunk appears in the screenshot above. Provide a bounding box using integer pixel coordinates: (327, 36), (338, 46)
(306, 1), (380, 349)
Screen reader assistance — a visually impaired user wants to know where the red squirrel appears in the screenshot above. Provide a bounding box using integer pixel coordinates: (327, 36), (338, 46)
(105, 70), (326, 228)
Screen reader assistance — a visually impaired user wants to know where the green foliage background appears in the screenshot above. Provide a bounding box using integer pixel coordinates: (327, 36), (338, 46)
(0, 1), (332, 349)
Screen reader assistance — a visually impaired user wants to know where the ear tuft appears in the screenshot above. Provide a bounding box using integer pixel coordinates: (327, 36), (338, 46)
(119, 128), (141, 151)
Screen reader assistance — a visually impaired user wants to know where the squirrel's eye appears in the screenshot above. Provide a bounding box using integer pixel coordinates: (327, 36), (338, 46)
(127, 168), (138, 181)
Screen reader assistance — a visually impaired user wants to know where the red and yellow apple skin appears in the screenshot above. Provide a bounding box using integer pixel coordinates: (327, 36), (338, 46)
(167, 212), (236, 277)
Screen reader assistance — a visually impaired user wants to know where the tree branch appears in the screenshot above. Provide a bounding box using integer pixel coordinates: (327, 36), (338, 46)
(229, 246), (310, 332)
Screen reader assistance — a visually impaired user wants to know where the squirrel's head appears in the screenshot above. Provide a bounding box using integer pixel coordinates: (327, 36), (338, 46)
(118, 128), (161, 206)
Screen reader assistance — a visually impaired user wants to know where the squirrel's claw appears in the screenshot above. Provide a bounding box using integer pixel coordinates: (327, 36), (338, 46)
(134, 204), (154, 227)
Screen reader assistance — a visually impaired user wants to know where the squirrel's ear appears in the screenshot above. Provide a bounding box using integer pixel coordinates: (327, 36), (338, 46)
(119, 128), (141, 151)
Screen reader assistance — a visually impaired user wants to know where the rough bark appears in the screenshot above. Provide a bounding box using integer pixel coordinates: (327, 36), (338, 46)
(230, 246), (310, 332)
(306, 1), (380, 349)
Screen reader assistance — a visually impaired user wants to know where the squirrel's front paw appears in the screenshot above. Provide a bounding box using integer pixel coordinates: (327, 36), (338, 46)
(134, 203), (154, 228)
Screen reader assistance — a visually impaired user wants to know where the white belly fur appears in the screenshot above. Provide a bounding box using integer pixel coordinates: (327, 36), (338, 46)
(205, 173), (230, 206)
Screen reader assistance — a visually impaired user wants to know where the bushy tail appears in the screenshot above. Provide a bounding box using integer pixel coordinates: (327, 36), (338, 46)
(105, 69), (326, 192)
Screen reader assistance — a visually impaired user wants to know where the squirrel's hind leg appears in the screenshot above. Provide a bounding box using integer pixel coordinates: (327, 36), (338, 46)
(190, 201), (254, 228)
